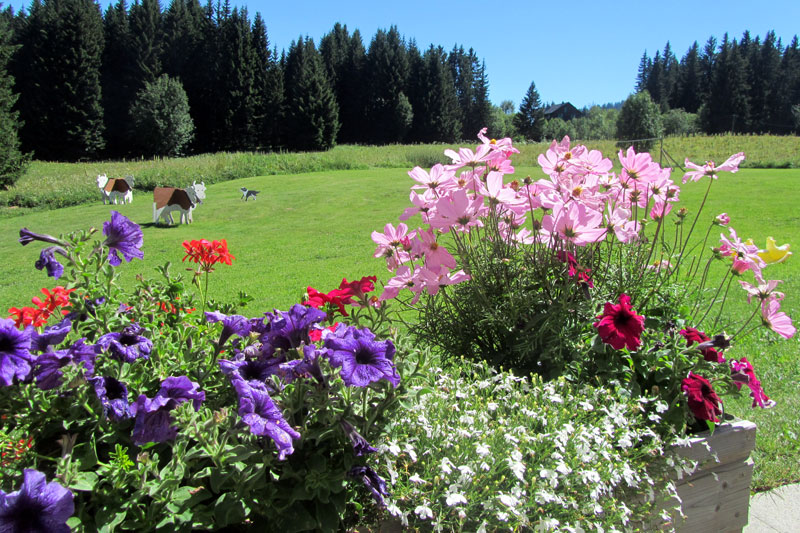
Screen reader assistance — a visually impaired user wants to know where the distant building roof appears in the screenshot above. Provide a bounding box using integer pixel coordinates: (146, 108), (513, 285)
(544, 102), (583, 120)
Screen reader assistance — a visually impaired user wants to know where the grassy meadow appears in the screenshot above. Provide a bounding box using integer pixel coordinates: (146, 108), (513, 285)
(0, 139), (799, 491)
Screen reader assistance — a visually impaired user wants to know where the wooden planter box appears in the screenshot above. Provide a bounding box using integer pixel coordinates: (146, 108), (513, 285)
(664, 419), (757, 532)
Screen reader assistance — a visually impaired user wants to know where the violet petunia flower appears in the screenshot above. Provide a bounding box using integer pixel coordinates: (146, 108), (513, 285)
(102, 211), (144, 266)
(90, 376), (133, 421)
(131, 376), (205, 445)
(205, 311), (252, 347)
(0, 318), (33, 386)
(323, 326), (399, 388)
(33, 338), (96, 391)
(30, 319), (72, 353)
(97, 323), (152, 363)
(18, 228), (66, 247)
(35, 246), (67, 279)
(341, 419), (377, 456)
(231, 377), (300, 460)
(0, 469), (74, 532)
(260, 304), (327, 356)
(348, 466), (389, 507)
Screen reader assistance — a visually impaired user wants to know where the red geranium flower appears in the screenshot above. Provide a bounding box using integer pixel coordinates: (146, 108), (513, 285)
(339, 276), (377, 299)
(182, 239), (235, 270)
(8, 286), (75, 328)
(593, 293), (645, 351)
(679, 327), (723, 363)
(304, 287), (353, 317)
(682, 372), (722, 422)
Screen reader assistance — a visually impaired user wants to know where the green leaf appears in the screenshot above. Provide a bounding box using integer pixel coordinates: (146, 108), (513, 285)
(69, 471), (98, 491)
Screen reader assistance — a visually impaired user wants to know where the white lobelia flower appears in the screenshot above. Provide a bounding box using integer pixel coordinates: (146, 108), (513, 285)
(475, 443), (491, 457)
(445, 492), (468, 506)
(440, 457), (455, 475)
(414, 505), (434, 520)
(409, 473), (425, 485)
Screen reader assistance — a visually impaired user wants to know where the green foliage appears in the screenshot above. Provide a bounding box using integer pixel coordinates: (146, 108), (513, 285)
(617, 90), (663, 151)
(541, 117), (576, 142)
(129, 74), (195, 157)
(572, 106), (618, 140)
(513, 80), (544, 141)
(662, 108), (699, 137)
(0, 15), (27, 188)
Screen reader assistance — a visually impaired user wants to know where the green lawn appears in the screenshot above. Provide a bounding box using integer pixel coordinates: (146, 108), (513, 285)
(1, 164), (798, 491)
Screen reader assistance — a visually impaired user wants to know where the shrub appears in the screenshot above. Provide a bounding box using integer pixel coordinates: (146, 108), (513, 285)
(662, 108), (699, 137)
(617, 91), (663, 151)
(129, 74), (195, 157)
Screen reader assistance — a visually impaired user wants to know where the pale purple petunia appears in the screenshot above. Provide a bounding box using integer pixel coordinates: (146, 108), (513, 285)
(231, 377), (300, 460)
(0, 318), (33, 387)
(131, 376), (205, 445)
(0, 468), (74, 533)
(97, 323), (152, 363)
(323, 326), (399, 388)
(102, 211), (143, 267)
(30, 319), (72, 353)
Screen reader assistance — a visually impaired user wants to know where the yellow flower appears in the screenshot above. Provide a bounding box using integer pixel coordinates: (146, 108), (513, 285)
(757, 237), (792, 265)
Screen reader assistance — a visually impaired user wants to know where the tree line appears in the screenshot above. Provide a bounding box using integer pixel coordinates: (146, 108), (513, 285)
(1, 0), (495, 163)
(635, 31), (800, 135)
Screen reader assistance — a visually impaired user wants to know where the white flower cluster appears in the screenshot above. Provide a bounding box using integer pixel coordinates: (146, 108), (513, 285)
(374, 362), (673, 531)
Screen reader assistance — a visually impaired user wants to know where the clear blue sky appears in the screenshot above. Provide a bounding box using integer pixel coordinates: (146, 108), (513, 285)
(9, 0), (800, 109)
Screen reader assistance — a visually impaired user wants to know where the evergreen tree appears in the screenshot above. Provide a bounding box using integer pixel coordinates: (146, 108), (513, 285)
(15, 0), (105, 160)
(216, 7), (257, 150)
(190, 0), (223, 151)
(366, 26), (411, 143)
(251, 13), (282, 148)
(748, 31), (781, 132)
(699, 36), (717, 102)
(404, 39), (425, 143)
(616, 91), (662, 151)
(676, 42), (702, 113)
(129, 73), (194, 156)
(701, 34), (750, 133)
(101, 0), (137, 157)
(283, 36), (339, 150)
(635, 51), (650, 92)
(513, 80), (544, 141)
(771, 36), (800, 133)
(0, 13), (28, 187)
(470, 59), (492, 137)
(414, 45), (460, 143)
(320, 23), (366, 144)
(645, 50), (666, 110)
(662, 42), (679, 109)
(128, 0), (163, 85)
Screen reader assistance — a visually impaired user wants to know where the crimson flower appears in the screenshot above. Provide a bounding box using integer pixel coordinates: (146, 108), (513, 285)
(339, 276), (377, 300)
(679, 327), (724, 363)
(681, 372), (722, 422)
(304, 286), (354, 318)
(593, 294), (645, 351)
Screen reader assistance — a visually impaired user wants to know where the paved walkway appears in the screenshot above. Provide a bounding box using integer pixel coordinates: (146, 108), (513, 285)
(745, 484), (800, 532)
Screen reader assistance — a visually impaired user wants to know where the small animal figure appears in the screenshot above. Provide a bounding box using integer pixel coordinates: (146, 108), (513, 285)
(152, 181), (207, 225)
(240, 187), (260, 201)
(96, 174), (135, 204)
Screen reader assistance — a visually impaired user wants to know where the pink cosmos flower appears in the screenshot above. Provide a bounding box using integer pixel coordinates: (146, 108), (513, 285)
(618, 146), (661, 185)
(649, 200), (672, 221)
(418, 265), (470, 295)
(412, 228), (457, 270)
(719, 227), (765, 277)
(371, 223), (414, 270)
(682, 152), (745, 183)
(477, 127), (519, 156)
(477, 171), (519, 207)
(409, 164), (456, 198)
(730, 358), (774, 408)
(430, 189), (485, 233)
(443, 145), (493, 171)
(544, 202), (606, 246)
(761, 299), (796, 339)
(399, 191), (435, 223)
(593, 294), (645, 351)
(738, 278), (784, 305)
(604, 206), (639, 243)
(379, 266), (424, 304)
(715, 213), (731, 226)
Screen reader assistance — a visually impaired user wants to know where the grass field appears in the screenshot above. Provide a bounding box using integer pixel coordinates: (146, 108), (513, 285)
(1, 150), (798, 491)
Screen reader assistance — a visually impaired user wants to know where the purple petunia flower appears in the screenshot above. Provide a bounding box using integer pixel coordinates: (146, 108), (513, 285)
(103, 211), (144, 267)
(323, 326), (399, 388)
(90, 376), (133, 421)
(30, 319), (72, 353)
(18, 228), (66, 247)
(131, 376), (204, 445)
(260, 304), (327, 356)
(34, 339), (97, 390)
(0, 468), (74, 532)
(205, 311), (251, 347)
(219, 355), (276, 384)
(0, 318), (33, 387)
(348, 466), (389, 507)
(231, 377), (300, 460)
(35, 246), (66, 279)
(341, 419), (377, 457)
(97, 323), (152, 363)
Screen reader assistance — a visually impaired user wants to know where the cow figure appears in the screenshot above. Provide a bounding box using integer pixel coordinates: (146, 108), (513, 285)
(97, 174), (135, 204)
(153, 181), (207, 225)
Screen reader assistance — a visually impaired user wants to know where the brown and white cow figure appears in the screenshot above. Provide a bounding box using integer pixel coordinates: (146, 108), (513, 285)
(152, 181), (206, 225)
(96, 174), (135, 204)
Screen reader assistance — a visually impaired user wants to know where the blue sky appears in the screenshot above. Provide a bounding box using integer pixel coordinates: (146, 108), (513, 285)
(9, 0), (800, 109)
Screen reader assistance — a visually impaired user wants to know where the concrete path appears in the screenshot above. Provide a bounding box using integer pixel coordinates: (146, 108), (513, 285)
(745, 484), (800, 532)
